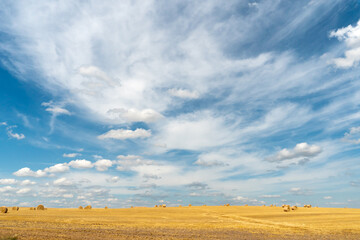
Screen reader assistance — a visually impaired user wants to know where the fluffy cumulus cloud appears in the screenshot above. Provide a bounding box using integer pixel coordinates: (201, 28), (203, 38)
(53, 177), (73, 186)
(13, 167), (47, 177)
(20, 180), (36, 185)
(16, 188), (31, 194)
(68, 159), (93, 169)
(0, 186), (16, 193)
(268, 142), (322, 162)
(0, 179), (17, 185)
(194, 152), (227, 167)
(94, 159), (113, 171)
(44, 163), (69, 173)
(330, 20), (360, 68)
(98, 128), (151, 140)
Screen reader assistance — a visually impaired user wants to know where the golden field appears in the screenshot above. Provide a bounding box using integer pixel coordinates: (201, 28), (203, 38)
(1, 206), (360, 239)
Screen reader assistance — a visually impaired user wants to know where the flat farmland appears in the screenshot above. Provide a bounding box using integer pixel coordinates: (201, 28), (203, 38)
(1, 206), (360, 239)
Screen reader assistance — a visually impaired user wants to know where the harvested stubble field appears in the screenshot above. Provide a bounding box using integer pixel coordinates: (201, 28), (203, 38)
(1, 206), (360, 239)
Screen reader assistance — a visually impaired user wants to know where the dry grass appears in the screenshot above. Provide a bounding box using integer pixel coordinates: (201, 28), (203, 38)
(0, 206), (360, 239)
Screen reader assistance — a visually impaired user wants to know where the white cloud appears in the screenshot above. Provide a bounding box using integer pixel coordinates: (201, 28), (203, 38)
(0, 179), (17, 185)
(107, 176), (120, 183)
(107, 108), (163, 123)
(7, 126), (25, 140)
(63, 194), (74, 198)
(53, 177), (73, 186)
(0, 186), (16, 193)
(20, 180), (36, 185)
(45, 106), (71, 115)
(117, 155), (142, 160)
(268, 142), (322, 162)
(44, 163), (69, 173)
(261, 195), (280, 198)
(324, 196), (332, 200)
(289, 187), (312, 196)
(16, 188), (31, 194)
(42, 101), (70, 115)
(63, 153), (81, 158)
(194, 153), (226, 167)
(330, 20), (360, 68)
(168, 88), (199, 99)
(78, 65), (115, 86)
(13, 167), (47, 177)
(98, 128), (151, 140)
(68, 159), (93, 169)
(0, 122), (7, 126)
(94, 159), (113, 171)
(343, 127), (360, 144)
(233, 196), (248, 201)
(155, 111), (237, 151)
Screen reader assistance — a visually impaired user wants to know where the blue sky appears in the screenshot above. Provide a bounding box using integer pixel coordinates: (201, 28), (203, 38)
(0, 0), (360, 208)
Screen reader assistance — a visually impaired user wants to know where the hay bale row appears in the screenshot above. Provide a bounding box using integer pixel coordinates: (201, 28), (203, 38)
(282, 205), (298, 212)
(0, 206), (8, 213)
(304, 204), (312, 208)
(84, 205), (92, 210)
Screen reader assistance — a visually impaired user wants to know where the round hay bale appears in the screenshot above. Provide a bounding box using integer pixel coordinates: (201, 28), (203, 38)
(78, 206), (83, 210)
(179, 205), (182, 207)
(283, 205), (290, 212)
(188, 204), (192, 207)
(12, 206), (19, 211)
(37, 205), (45, 210)
(244, 204), (248, 206)
(155, 205), (158, 208)
(84, 205), (92, 210)
(292, 206), (298, 210)
(105, 206), (108, 209)
(226, 203), (230, 207)
(0, 206), (8, 213)
(130, 206), (134, 208)
(162, 204), (166, 208)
